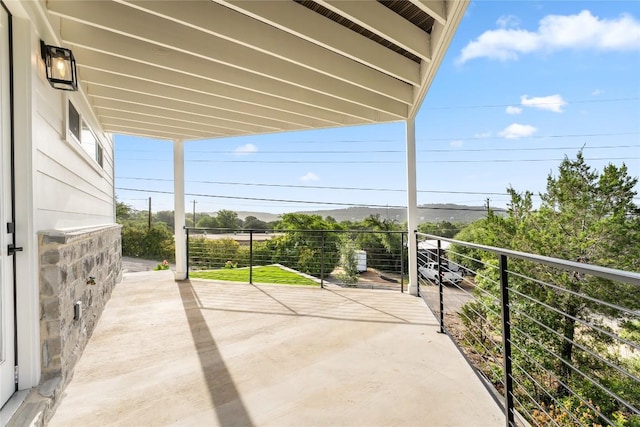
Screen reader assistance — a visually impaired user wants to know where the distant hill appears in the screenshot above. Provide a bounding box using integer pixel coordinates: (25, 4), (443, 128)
(235, 211), (281, 223)
(209, 204), (503, 224)
(292, 204), (502, 223)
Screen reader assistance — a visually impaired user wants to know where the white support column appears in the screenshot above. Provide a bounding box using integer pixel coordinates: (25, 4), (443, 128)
(405, 118), (419, 296)
(173, 139), (187, 280)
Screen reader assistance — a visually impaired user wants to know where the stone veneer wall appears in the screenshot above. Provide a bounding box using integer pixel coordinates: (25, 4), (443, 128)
(38, 224), (122, 383)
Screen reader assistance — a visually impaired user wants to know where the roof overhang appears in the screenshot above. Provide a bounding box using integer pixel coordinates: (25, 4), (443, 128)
(44, 0), (469, 142)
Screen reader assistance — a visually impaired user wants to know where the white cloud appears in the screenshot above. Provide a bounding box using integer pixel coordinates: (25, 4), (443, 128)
(499, 123), (538, 139)
(458, 10), (640, 64)
(450, 140), (463, 147)
(474, 131), (492, 139)
(497, 15), (521, 29)
(506, 106), (523, 115)
(592, 89), (604, 96)
(521, 94), (567, 113)
(234, 143), (257, 155)
(300, 172), (319, 182)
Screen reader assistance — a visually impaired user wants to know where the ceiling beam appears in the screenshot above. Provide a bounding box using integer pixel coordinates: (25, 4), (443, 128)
(78, 61), (387, 128)
(61, 30), (390, 124)
(93, 102), (277, 135)
(410, 0), (468, 117)
(95, 108), (245, 137)
(104, 128), (176, 142)
(101, 118), (224, 139)
(92, 87), (399, 129)
(123, 0), (419, 90)
(80, 63), (403, 125)
(407, 0), (447, 25)
(313, 0), (431, 62)
(48, 0), (411, 112)
(104, 123), (206, 141)
(89, 96), (284, 133)
(213, 0), (421, 84)
(89, 94), (380, 136)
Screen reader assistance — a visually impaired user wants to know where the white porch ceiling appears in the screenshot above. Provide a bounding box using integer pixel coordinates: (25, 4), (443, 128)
(45, 0), (469, 142)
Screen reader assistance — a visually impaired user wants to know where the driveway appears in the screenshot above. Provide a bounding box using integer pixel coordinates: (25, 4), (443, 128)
(122, 256), (174, 273)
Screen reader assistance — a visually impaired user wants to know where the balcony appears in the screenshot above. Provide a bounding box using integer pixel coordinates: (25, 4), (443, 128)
(46, 269), (502, 426)
(42, 228), (640, 426)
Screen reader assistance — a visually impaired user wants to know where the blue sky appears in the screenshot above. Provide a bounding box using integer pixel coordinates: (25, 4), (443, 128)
(115, 0), (640, 217)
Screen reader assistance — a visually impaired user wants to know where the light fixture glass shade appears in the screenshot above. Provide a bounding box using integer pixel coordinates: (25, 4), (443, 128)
(40, 41), (78, 91)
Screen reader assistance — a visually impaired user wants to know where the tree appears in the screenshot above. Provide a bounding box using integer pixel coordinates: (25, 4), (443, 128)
(458, 153), (640, 424)
(116, 201), (133, 222)
(196, 214), (219, 229)
(418, 220), (464, 238)
(355, 215), (404, 272)
(216, 209), (241, 230)
(267, 213), (341, 276)
(450, 215), (505, 272)
(243, 215), (268, 231)
(337, 233), (359, 285)
(508, 155), (639, 397)
(154, 210), (175, 229)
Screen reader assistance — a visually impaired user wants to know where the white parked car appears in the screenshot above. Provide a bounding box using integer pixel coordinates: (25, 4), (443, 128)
(418, 262), (464, 285)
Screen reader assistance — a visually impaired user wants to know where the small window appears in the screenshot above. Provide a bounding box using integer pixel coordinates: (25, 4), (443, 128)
(68, 101), (80, 141)
(81, 119), (97, 160)
(67, 100), (104, 169)
(96, 143), (104, 168)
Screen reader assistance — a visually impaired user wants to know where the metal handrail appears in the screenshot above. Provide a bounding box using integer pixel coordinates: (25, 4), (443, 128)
(185, 227), (409, 292)
(416, 232), (640, 426)
(417, 233), (640, 285)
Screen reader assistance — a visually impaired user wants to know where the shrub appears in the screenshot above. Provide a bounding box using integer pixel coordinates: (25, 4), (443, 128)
(122, 223), (175, 261)
(189, 237), (250, 269)
(153, 260), (170, 271)
(337, 234), (359, 285)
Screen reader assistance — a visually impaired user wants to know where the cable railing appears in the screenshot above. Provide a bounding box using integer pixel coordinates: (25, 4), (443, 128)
(416, 232), (640, 427)
(185, 228), (408, 291)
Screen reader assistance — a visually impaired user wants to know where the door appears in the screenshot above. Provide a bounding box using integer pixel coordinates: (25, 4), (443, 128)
(0, 1), (15, 408)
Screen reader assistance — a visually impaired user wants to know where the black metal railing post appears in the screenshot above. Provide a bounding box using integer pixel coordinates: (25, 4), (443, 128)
(437, 239), (444, 334)
(499, 254), (515, 427)
(249, 230), (253, 284)
(185, 227), (190, 279)
(400, 232), (404, 293)
(320, 231), (325, 289)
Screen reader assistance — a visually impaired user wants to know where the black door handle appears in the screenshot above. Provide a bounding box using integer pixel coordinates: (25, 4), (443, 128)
(8, 244), (23, 255)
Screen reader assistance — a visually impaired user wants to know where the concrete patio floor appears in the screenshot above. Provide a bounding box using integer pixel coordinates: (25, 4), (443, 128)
(48, 270), (503, 427)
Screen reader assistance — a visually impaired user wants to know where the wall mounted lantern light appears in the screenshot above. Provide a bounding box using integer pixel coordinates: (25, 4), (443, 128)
(40, 40), (78, 91)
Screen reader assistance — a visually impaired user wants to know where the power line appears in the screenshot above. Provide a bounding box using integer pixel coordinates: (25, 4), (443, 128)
(116, 157), (637, 164)
(115, 176), (528, 197)
(116, 143), (639, 155)
(115, 132), (640, 150)
(418, 144), (639, 153)
(115, 187), (493, 211)
(425, 132), (640, 143)
(420, 157), (636, 164)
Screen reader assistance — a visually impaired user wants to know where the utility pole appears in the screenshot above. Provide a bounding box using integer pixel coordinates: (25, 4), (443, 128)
(148, 197), (152, 230)
(192, 200), (197, 227)
(485, 198), (491, 217)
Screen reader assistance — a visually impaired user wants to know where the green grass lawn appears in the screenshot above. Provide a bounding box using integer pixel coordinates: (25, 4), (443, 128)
(189, 265), (319, 286)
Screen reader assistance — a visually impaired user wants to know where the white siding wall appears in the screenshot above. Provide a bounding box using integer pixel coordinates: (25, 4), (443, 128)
(32, 52), (115, 230)
(1, 1), (118, 395)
